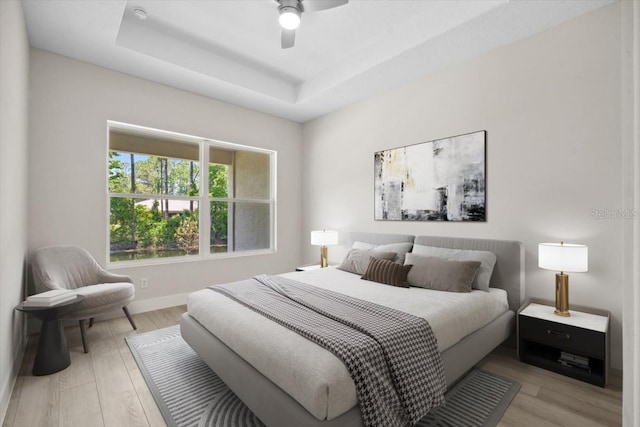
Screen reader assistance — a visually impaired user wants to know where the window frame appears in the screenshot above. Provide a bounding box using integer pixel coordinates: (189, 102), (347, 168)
(106, 121), (277, 268)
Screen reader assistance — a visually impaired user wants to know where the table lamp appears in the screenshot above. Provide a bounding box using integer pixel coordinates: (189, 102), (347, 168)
(538, 242), (588, 317)
(310, 230), (338, 268)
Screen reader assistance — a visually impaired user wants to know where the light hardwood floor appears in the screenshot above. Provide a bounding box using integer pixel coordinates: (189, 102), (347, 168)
(2, 306), (622, 427)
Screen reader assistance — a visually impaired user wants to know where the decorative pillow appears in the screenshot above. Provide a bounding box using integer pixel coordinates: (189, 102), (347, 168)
(351, 241), (413, 263)
(405, 253), (480, 292)
(411, 244), (497, 292)
(336, 249), (397, 275)
(361, 257), (412, 288)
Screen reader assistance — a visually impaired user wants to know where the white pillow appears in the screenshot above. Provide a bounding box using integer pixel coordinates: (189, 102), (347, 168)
(351, 241), (413, 263)
(411, 244), (497, 292)
(352, 241), (376, 250)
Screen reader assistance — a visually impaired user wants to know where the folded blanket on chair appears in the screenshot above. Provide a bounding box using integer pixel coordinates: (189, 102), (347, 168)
(209, 274), (446, 427)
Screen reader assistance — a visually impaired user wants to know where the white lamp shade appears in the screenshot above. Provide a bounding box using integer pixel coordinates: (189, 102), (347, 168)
(538, 243), (588, 273)
(310, 230), (338, 246)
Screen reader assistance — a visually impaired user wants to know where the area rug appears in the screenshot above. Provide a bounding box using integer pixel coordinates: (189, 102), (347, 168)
(127, 325), (520, 427)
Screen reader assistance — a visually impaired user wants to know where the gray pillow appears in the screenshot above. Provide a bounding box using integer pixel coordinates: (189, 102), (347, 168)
(336, 249), (397, 275)
(405, 253), (481, 293)
(411, 244), (497, 292)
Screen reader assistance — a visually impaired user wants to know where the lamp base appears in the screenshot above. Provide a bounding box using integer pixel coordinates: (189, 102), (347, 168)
(554, 273), (570, 317)
(320, 246), (328, 268)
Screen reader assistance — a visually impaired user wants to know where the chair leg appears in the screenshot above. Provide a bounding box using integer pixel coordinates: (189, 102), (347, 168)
(122, 306), (137, 330)
(89, 318), (94, 328)
(79, 319), (89, 353)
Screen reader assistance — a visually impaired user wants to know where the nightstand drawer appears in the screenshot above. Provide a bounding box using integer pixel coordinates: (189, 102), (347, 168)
(519, 315), (605, 359)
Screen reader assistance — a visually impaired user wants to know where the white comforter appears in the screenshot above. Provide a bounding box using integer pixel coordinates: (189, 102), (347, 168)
(186, 267), (509, 421)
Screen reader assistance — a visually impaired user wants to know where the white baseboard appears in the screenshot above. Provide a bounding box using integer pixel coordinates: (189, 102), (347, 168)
(88, 292), (190, 321)
(127, 293), (189, 314)
(1, 337), (26, 425)
(26, 293), (190, 334)
(0, 374), (15, 425)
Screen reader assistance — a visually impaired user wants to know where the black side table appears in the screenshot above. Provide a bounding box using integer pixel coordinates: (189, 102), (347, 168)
(15, 295), (84, 376)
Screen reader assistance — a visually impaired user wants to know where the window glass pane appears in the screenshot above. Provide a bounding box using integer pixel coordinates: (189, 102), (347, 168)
(209, 163), (229, 198)
(108, 124), (275, 264)
(109, 151), (199, 196)
(210, 202), (271, 253)
(210, 201), (228, 254)
(234, 151), (271, 199)
(110, 197), (199, 262)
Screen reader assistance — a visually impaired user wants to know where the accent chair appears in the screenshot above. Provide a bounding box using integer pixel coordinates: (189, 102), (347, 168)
(30, 245), (137, 353)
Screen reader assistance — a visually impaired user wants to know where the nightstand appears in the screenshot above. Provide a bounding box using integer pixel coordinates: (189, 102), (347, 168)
(518, 299), (609, 387)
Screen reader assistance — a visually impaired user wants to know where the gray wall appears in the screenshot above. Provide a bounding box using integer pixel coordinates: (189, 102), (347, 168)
(28, 49), (303, 313)
(302, 3), (625, 368)
(0, 0), (30, 420)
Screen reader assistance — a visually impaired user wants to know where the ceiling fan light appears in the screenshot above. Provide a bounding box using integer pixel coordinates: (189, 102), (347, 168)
(279, 6), (301, 30)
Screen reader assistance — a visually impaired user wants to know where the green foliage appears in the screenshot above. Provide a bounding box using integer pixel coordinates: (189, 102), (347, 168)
(209, 164), (229, 243)
(109, 197), (133, 244)
(209, 164), (228, 198)
(108, 152), (129, 193)
(175, 216), (199, 254)
(133, 205), (159, 247)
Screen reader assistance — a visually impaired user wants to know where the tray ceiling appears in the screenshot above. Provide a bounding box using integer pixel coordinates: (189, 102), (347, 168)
(22, 0), (614, 122)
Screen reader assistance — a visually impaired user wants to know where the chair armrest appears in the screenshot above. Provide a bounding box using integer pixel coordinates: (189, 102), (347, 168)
(97, 270), (133, 284)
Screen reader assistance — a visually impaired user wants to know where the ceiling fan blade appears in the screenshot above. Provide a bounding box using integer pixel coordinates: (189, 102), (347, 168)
(281, 28), (296, 49)
(302, 0), (348, 12)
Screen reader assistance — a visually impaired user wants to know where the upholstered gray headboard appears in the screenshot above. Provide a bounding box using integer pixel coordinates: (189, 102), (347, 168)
(414, 235), (524, 312)
(348, 232), (524, 312)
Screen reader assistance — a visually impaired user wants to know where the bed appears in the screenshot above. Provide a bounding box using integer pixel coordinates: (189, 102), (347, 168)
(180, 233), (524, 427)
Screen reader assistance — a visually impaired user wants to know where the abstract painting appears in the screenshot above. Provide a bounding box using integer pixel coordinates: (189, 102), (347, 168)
(374, 131), (486, 221)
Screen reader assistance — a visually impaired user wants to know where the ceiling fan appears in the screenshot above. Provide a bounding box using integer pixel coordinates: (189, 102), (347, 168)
(276, 0), (349, 49)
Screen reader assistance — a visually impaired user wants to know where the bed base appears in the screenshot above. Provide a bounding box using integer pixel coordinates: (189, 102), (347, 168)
(180, 310), (515, 427)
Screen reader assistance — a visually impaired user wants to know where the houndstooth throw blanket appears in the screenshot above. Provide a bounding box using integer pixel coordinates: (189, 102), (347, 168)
(209, 274), (446, 427)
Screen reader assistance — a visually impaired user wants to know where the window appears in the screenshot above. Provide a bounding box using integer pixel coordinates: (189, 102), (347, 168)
(108, 122), (275, 264)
